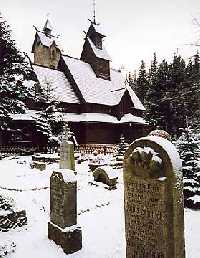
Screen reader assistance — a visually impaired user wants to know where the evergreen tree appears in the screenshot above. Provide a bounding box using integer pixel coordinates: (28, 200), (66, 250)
(164, 54), (186, 133)
(176, 128), (200, 209)
(145, 53), (160, 127)
(134, 60), (148, 103)
(0, 14), (32, 129)
(135, 52), (200, 135)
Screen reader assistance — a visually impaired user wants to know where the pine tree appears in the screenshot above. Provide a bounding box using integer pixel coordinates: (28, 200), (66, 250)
(145, 53), (160, 127)
(164, 54), (186, 133)
(177, 128), (200, 209)
(0, 14), (32, 129)
(134, 60), (148, 103)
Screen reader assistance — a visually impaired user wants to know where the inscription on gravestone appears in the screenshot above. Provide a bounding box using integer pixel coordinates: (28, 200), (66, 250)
(123, 136), (185, 258)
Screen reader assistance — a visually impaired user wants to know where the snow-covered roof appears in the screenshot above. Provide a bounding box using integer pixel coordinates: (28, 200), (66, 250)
(10, 110), (146, 125)
(37, 32), (55, 48)
(120, 113), (147, 124)
(93, 24), (105, 36)
(63, 56), (145, 109)
(126, 85), (146, 111)
(87, 38), (111, 61)
(61, 112), (146, 124)
(62, 112), (117, 123)
(33, 65), (80, 103)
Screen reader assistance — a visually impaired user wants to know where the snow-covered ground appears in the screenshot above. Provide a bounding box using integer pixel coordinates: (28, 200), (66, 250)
(0, 155), (199, 258)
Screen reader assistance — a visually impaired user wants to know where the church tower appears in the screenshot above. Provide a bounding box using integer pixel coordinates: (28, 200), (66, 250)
(32, 19), (61, 69)
(80, 2), (111, 80)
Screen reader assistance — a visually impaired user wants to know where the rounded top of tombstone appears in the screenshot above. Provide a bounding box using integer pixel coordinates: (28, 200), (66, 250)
(149, 129), (171, 141)
(124, 135), (182, 181)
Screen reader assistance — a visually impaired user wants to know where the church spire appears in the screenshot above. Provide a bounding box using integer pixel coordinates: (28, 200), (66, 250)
(81, 1), (111, 80)
(43, 18), (53, 36)
(92, 0), (97, 25)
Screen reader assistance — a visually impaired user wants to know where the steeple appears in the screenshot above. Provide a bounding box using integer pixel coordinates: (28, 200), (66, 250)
(32, 18), (61, 69)
(81, 1), (111, 80)
(43, 19), (53, 37)
(86, 1), (105, 50)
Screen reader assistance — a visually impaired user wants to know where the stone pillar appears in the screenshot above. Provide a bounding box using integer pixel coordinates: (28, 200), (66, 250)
(48, 170), (82, 254)
(123, 135), (185, 258)
(59, 141), (75, 170)
(59, 123), (75, 171)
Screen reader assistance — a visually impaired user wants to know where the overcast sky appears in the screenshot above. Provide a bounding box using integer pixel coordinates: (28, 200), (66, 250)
(1, 0), (200, 71)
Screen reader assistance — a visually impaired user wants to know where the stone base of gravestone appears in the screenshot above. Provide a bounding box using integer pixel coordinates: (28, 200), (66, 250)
(59, 141), (75, 171)
(48, 222), (82, 254)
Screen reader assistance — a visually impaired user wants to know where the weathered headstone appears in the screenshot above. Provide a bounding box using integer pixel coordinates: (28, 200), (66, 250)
(93, 166), (118, 188)
(30, 161), (46, 171)
(59, 123), (75, 170)
(48, 170), (82, 254)
(123, 135), (185, 258)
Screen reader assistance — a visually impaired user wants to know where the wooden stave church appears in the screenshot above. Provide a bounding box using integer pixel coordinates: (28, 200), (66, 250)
(8, 17), (147, 147)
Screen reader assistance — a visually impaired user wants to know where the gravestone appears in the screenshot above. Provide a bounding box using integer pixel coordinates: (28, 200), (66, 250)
(48, 170), (82, 254)
(59, 123), (75, 170)
(123, 135), (185, 258)
(93, 166), (118, 188)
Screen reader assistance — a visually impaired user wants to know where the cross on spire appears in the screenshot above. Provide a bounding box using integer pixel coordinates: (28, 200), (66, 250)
(92, 0), (96, 25)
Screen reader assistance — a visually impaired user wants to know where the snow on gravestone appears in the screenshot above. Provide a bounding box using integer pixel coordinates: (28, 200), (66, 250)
(123, 135), (185, 258)
(48, 170), (82, 254)
(59, 123), (75, 171)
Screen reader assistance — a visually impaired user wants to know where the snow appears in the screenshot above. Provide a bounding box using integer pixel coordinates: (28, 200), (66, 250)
(10, 110), (39, 121)
(0, 155), (198, 257)
(33, 65), (80, 103)
(49, 222), (81, 233)
(61, 112), (145, 124)
(33, 153), (59, 159)
(190, 195), (200, 203)
(138, 136), (182, 174)
(10, 110), (145, 125)
(92, 24), (105, 37)
(37, 32), (55, 48)
(158, 177), (167, 181)
(63, 55), (145, 109)
(87, 38), (111, 61)
(126, 85), (146, 111)
(53, 169), (76, 183)
(98, 165), (118, 179)
(133, 146), (163, 164)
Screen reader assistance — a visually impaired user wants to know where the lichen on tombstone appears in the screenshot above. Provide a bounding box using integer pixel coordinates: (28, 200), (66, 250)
(123, 134), (185, 258)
